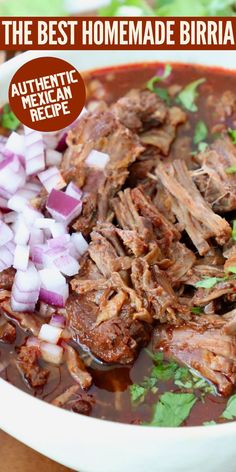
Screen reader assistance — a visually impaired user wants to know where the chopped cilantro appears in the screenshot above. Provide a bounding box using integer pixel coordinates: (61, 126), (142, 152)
(177, 78), (205, 112)
(195, 277), (225, 289)
(191, 306), (203, 314)
(225, 266), (236, 274)
(146, 64), (172, 104)
(194, 120), (208, 145)
(1, 105), (20, 131)
(203, 420), (217, 426)
(225, 165), (236, 174)
(198, 142), (208, 153)
(149, 392), (197, 427)
(222, 394), (236, 420)
(228, 129), (236, 145)
(130, 384), (146, 403)
(232, 220), (236, 241)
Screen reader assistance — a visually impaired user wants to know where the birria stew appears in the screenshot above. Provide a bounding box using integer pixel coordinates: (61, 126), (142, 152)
(1, 62), (236, 427)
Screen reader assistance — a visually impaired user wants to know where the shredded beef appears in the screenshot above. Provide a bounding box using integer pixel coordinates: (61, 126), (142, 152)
(0, 268), (15, 290)
(193, 138), (236, 213)
(154, 314), (236, 396)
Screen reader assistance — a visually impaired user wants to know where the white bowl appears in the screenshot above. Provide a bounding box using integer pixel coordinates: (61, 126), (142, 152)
(1, 50), (236, 472)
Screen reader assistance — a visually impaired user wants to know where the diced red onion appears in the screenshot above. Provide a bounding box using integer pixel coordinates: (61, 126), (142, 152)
(47, 234), (70, 249)
(22, 205), (42, 225)
(29, 228), (44, 249)
(3, 211), (17, 224)
(70, 232), (88, 256)
(26, 336), (41, 349)
(50, 222), (67, 238)
(13, 244), (29, 271)
(24, 127), (45, 175)
(38, 323), (62, 344)
(14, 219), (30, 245)
(11, 296), (35, 312)
(45, 149), (62, 167)
(56, 133), (68, 153)
(85, 149), (109, 170)
(39, 268), (69, 307)
(46, 189), (82, 225)
(0, 197), (8, 209)
(38, 167), (66, 193)
(8, 194), (28, 212)
(43, 132), (59, 150)
(0, 220), (13, 247)
(65, 182), (82, 201)
(4, 132), (25, 161)
(40, 342), (63, 365)
(31, 244), (46, 267)
(43, 247), (79, 276)
(50, 314), (65, 329)
(0, 244), (15, 272)
(34, 217), (55, 230)
(0, 135), (7, 154)
(12, 264), (40, 307)
(0, 156), (26, 199)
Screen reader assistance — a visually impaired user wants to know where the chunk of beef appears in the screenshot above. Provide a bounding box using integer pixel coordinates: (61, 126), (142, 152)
(111, 89), (167, 132)
(66, 293), (151, 364)
(193, 138), (236, 213)
(154, 314), (236, 396)
(0, 300), (42, 336)
(140, 107), (186, 155)
(156, 160), (231, 255)
(52, 385), (94, 415)
(131, 259), (191, 324)
(17, 345), (49, 388)
(207, 90), (236, 125)
(0, 268), (15, 290)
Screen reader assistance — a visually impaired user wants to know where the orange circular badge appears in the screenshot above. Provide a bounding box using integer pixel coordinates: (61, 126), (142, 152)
(9, 56), (86, 132)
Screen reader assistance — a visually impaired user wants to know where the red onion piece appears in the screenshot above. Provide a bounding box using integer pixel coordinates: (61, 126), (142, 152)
(26, 336), (41, 349)
(50, 222), (67, 238)
(85, 149), (109, 169)
(22, 205), (43, 225)
(50, 314), (65, 329)
(65, 182), (82, 201)
(0, 156), (26, 199)
(34, 217), (55, 230)
(12, 264), (40, 307)
(40, 342), (63, 365)
(29, 228), (44, 249)
(11, 296), (35, 312)
(13, 244), (29, 271)
(24, 127), (45, 175)
(45, 149), (62, 166)
(0, 244), (15, 271)
(38, 166), (66, 193)
(46, 189), (82, 225)
(70, 232), (88, 256)
(4, 132), (25, 161)
(47, 234), (70, 249)
(31, 244), (46, 267)
(39, 268), (69, 307)
(43, 247), (79, 276)
(0, 197), (8, 209)
(14, 219), (30, 245)
(0, 220), (13, 247)
(38, 323), (62, 344)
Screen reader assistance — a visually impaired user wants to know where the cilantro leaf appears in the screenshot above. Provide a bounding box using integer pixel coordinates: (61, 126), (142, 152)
(198, 142), (208, 153)
(191, 306), (203, 314)
(225, 266), (236, 274)
(1, 105), (20, 131)
(203, 420), (217, 426)
(228, 128), (236, 144)
(130, 384), (146, 403)
(222, 394), (236, 420)
(225, 165), (236, 174)
(177, 78), (205, 112)
(146, 65), (172, 103)
(193, 120), (208, 145)
(195, 277), (225, 289)
(151, 359), (178, 381)
(149, 392), (197, 427)
(232, 220), (236, 241)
